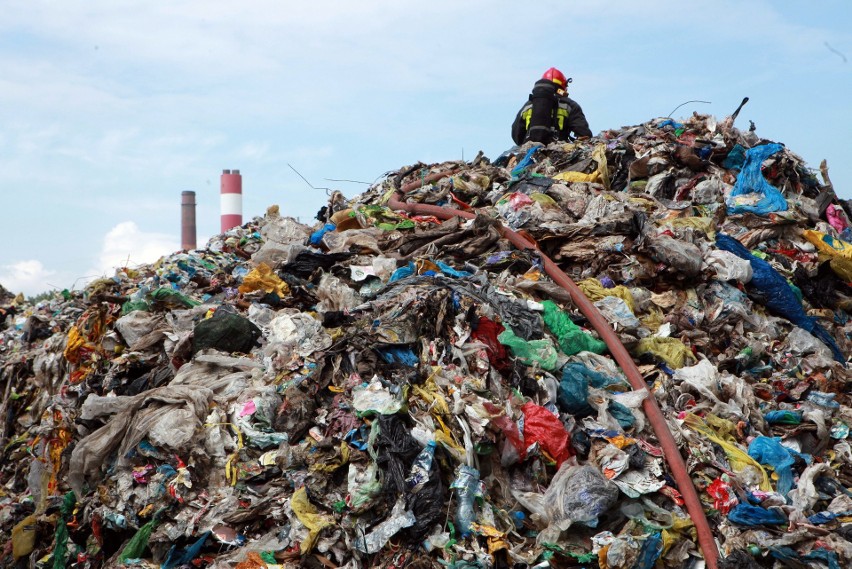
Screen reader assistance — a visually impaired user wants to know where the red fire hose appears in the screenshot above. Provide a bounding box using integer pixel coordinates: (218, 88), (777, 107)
(390, 169), (720, 569)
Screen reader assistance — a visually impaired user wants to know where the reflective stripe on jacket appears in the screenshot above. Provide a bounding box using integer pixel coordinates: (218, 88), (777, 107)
(519, 99), (570, 132)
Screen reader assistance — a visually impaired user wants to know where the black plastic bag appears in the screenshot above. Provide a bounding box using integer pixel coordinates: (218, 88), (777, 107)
(375, 415), (420, 496)
(192, 308), (261, 354)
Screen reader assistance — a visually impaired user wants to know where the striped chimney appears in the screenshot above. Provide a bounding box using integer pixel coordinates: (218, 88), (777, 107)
(220, 169), (243, 233)
(181, 191), (197, 250)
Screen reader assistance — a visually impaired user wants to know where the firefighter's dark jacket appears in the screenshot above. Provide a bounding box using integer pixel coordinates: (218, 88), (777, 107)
(511, 79), (592, 145)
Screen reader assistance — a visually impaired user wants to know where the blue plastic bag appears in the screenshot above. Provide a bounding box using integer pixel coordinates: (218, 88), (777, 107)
(435, 261), (472, 278)
(511, 146), (540, 178)
(309, 222), (336, 246)
(376, 346), (419, 367)
(161, 531), (212, 569)
(633, 533), (663, 569)
(716, 234), (845, 363)
(747, 436), (795, 497)
(770, 546), (841, 569)
(722, 144), (747, 171)
(389, 262), (416, 282)
(726, 143), (788, 215)
(728, 503), (787, 526)
(389, 260), (471, 283)
(763, 410), (802, 425)
(557, 362), (623, 416)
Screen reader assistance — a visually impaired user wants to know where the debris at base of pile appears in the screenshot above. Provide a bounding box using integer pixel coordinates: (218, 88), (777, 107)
(3, 112), (852, 568)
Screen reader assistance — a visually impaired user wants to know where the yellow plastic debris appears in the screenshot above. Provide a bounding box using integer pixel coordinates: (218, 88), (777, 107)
(682, 413), (771, 491)
(553, 144), (610, 189)
(578, 278), (636, 313)
(62, 326), (87, 364)
(633, 336), (695, 369)
(238, 262), (290, 297)
(291, 486), (334, 554)
(12, 514), (38, 560)
(664, 216), (716, 239)
(661, 515), (695, 555)
(803, 229), (852, 258)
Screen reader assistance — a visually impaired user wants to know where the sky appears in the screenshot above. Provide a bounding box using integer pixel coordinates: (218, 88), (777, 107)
(1, 0), (851, 297)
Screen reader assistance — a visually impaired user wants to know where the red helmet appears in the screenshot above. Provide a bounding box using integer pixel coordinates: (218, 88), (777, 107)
(541, 67), (567, 87)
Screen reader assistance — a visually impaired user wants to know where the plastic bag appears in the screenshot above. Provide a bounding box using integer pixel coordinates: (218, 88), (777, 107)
(375, 414), (421, 495)
(644, 234), (703, 277)
(114, 310), (166, 350)
(291, 486), (334, 554)
(632, 336), (695, 369)
(633, 532), (663, 569)
(594, 296), (641, 331)
(353, 377), (407, 416)
(267, 311), (332, 358)
(720, 550), (764, 569)
(521, 402), (572, 467)
(282, 250), (354, 278)
(51, 492), (76, 568)
(161, 531), (211, 569)
(763, 410), (802, 425)
(192, 308), (261, 355)
(542, 300), (607, 356)
(237, 262), (290, 297)
(11, 514), (37, 560)
(309, 222), (336, 245)
(577, 278), (635, 312)
(727, 503), (787, 526)
(726, 143), (788, 215)
(355, 497), (416, 553)
(347, 462), (382, 512)
(118, 515), (161, 563)
(717, 233), (845, 363)
(149, 287), (201, 308)
(376, 345), (419, 367)
(498, 327), (559, 371)
(770, 546), (841, 569)
(747, 436), (797, 497)
(557, 362), (623, 417)
(704, 249), (753, 282)
(471, 316), (511, 372)
(69, 385), (213, 496)
(404, 441), (446, 543)
(315, 273), (361, 313)
(545, 464), (619, 530)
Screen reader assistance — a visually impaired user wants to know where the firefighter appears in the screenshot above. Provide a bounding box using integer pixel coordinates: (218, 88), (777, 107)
(511, 67), (592, 145)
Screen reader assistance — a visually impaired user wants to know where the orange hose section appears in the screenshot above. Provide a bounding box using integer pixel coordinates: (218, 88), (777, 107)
(392, 170), (720, 569)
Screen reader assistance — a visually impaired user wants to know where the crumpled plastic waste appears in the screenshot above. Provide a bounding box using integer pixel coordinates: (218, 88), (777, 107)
(3, 110), (852, 568)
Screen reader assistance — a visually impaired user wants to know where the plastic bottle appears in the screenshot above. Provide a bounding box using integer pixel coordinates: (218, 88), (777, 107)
(406, 440), (437, 494)
(451, 465), (481, 537)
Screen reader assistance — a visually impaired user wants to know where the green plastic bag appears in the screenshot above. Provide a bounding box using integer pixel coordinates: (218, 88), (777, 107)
(118, 515), (161, 563)
(120, 299), (150, 315)
(53, 492), (77, 569)
(542, 300), (607, 356)
(498, 327), (559, 370)
(149, 287), (200, 308)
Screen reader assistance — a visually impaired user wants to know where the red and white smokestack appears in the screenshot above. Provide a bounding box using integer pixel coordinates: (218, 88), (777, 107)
(181, 190), (197, 250)
(220, 169), (243, 233)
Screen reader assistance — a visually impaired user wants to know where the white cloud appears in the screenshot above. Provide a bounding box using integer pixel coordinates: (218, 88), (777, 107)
(88, 221), (178, 279)
(0, 260), (57, 297)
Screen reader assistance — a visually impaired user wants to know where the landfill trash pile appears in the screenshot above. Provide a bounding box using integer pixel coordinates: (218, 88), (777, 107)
(3, 113), (852, 568)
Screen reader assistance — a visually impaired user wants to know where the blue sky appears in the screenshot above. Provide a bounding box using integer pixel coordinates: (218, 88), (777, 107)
(1, 0), (851, 296)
